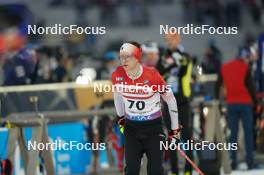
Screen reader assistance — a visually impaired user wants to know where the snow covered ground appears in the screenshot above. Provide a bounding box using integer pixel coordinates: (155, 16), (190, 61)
(189, 169), (264, 175)
(232, 169), (264, 175)
(189, 163), (264, 175)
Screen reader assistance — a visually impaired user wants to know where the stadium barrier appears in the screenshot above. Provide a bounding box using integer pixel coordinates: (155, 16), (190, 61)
(0, 108), (116, 175)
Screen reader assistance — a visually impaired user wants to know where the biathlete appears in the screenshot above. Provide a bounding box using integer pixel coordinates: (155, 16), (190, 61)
(112, 41), (181, 175)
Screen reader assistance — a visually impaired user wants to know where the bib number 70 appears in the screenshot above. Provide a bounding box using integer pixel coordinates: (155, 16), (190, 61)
(127, 100), (145, 110)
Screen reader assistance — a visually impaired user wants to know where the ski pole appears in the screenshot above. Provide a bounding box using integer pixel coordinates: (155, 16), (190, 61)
(172, 138), (205, 175)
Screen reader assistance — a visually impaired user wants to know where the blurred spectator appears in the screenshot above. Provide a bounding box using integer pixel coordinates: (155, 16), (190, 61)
(243, 41), (261, 151)
(2, 28), (26, 52)
(157, 33), (193, 175)
(3, 47), (37, 86)
(34, 46), (57, 83)
(202, 39), (222, 74)
(33, 45), (74, 83)
(53, 47), (73, 82)
(215, 46), (258, 170)
(141, 41), (159, 67)
(97, 51), (118, 80)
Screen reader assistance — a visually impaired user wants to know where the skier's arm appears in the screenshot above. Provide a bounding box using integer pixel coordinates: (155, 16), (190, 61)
(112, 71), (125, 118)
(113, 91), (125, 117)
(161, 91), (179, 130)
(155, 69), (179, 130)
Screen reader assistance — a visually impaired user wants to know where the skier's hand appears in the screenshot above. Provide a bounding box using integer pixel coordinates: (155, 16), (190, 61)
(117, 116), (125, 134)
(169, 125), (182, 143)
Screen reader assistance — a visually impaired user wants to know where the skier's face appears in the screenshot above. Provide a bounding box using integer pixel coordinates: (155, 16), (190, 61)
(119, 52), (138, 72)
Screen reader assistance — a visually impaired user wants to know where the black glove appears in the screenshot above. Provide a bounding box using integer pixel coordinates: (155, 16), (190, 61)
(169, 125), (182, 143)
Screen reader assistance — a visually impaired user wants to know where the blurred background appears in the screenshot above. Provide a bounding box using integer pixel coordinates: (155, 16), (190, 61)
(0, 0), (264, 175)
(0, 0), (263, 84)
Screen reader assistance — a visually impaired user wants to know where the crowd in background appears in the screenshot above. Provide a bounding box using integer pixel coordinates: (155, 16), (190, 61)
(0, 31), (262, 86)
(0, 0), (264, 86)
(182, 0), (264, 26)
